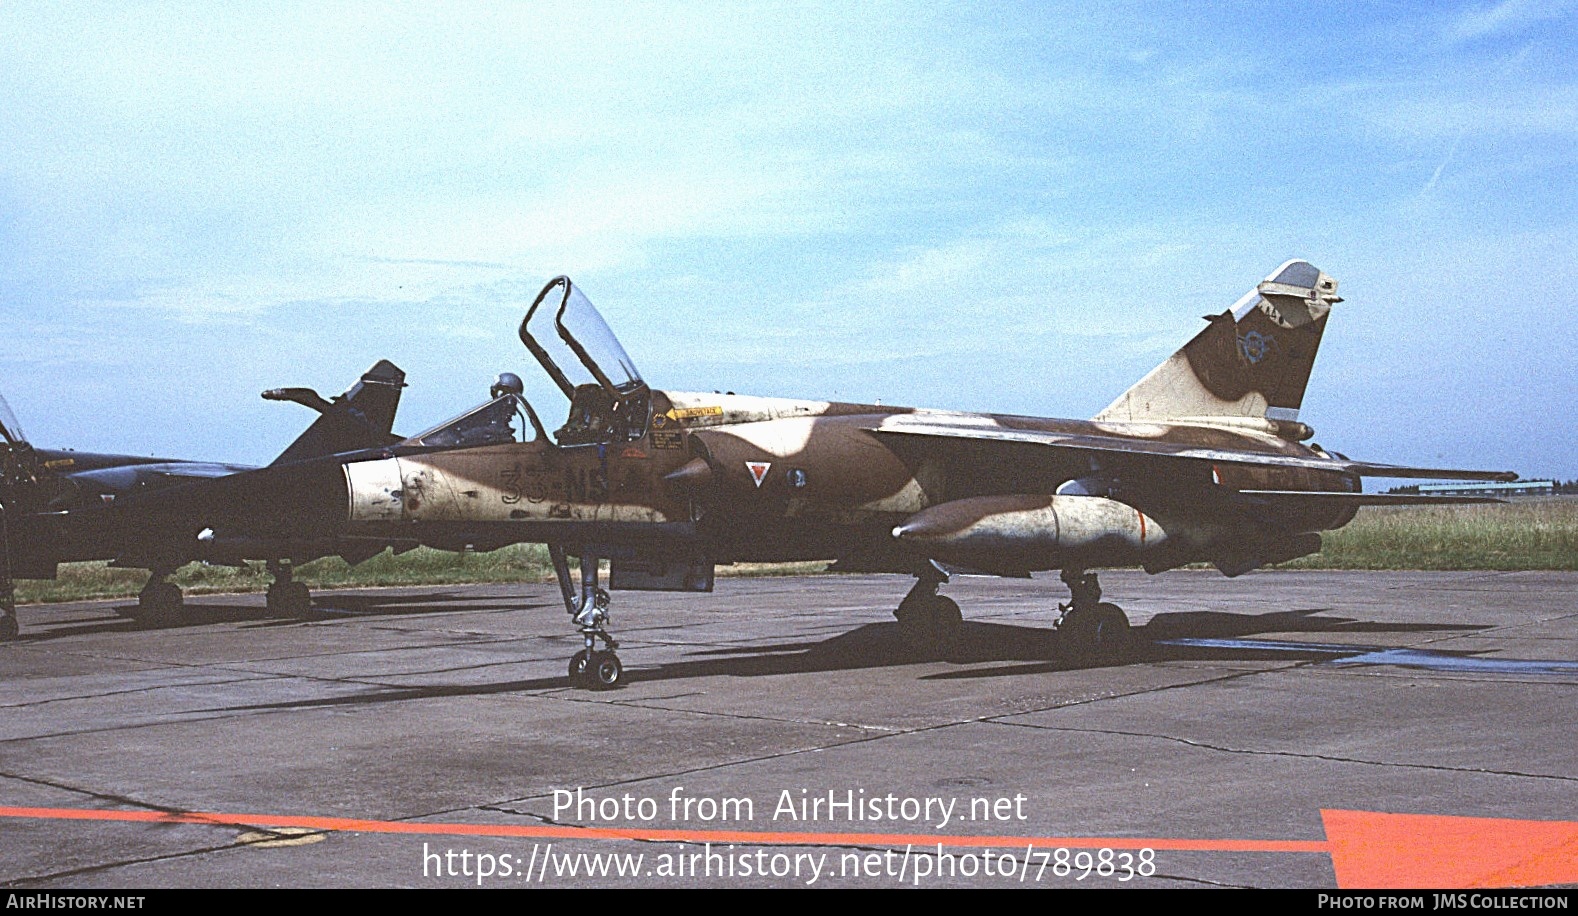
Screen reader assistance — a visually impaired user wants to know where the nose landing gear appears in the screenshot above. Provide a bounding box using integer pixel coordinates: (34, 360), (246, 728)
(553, 546), (623, 690)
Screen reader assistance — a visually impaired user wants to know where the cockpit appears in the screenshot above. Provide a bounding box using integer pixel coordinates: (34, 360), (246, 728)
(521, 276), (650, 446)
(0, 392), (41, 489)
(403, 276), (650, 451)
(406, 393), (544, 449)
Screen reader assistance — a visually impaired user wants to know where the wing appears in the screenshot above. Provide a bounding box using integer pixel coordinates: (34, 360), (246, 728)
(140, 462), (257, 481)
(867, 416), (1516, 485)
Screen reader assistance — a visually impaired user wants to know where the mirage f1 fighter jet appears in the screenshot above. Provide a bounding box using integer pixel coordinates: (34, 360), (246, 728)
(0, 360), (411, 639)
(129, 262), (1515, 687)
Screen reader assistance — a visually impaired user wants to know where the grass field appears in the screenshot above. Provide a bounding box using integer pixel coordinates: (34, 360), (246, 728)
(1279, 497), (1578, 571)
(13, 543), (828, 606)
(15, 498), (1577, 605)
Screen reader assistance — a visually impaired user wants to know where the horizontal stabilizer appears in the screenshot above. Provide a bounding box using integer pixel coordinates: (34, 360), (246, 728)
(1332, 462), (1518, 481)
(1236, 490), (1505, 506)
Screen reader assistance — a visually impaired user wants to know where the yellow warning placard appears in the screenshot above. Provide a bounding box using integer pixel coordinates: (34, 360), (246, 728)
(665, 406), (723, 421)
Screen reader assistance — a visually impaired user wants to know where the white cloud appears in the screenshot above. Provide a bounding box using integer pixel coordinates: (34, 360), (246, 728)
(1446, 0), (1577, 43)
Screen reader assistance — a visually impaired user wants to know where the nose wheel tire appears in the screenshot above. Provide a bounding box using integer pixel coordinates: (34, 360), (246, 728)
(589, 651), (623, 689)
(568, 649), (592, 685)
(569, 649), (623, 689)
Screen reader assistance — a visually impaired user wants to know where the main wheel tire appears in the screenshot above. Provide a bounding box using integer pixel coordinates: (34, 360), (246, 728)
(1060, 602), (1132, 664)
(898, 596), (963, 660)
(268, 581), (314, 618)
(1089, 603), (1132, 660)
(134, 582), (185, 628)
(568, 649), (593, 687)
(588, 651), (623, 690)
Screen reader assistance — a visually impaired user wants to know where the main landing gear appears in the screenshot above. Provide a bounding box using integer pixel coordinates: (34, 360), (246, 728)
(265, 559), (314, 618)
(1054, 569), (1132, 663)
(552, 546), (623, 690)
(894, 565), (963, 658)
(125, 570), (185, 627)
(0, 582), (18, 642)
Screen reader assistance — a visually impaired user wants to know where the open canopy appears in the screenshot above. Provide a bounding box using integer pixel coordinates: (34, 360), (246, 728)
(0, 393), (26, 447)
(519, 276), (643, 400)
(518, 277), (650, 445)
(406, 278), (652, 451)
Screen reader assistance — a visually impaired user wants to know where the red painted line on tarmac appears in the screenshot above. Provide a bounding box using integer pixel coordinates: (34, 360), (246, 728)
(0, 804), (1330, 853)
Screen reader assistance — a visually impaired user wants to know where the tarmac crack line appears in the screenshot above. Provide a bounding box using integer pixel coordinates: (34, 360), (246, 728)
(990, 720), (1578, 783)
(552, 695), (903, 733)
(0, 674), (283, 710)
(0, 770), (185, 818)
(451, 668), (1277, 821)
(0, 769), (320, 867)
(1, 840), (252, 889)
(56, 633), (524, 669)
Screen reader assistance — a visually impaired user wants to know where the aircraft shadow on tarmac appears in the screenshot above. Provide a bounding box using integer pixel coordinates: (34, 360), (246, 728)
(201, 607), (1501, 716)
(919, 609), (1492, 681)
(16, 592), (556, 642)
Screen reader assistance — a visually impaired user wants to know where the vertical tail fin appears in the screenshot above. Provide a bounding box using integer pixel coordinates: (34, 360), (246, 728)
(1093, 260), (1341, 431)
(265, 360), (407, 466)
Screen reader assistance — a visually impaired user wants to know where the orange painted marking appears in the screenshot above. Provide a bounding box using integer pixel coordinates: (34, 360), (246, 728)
(1323, 809), (1578, 890)
(0, 805), (1325, 853)
(11, 804), (1573, 886)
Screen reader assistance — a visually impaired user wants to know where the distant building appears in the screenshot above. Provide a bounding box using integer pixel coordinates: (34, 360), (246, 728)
(1417, 480), (1555, 497)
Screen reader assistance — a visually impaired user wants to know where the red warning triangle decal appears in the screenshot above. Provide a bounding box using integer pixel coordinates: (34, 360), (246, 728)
(746, 461), (771, 488)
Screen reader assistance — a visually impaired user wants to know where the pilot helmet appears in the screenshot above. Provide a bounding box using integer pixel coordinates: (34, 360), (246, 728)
(490, 372), (525, 399)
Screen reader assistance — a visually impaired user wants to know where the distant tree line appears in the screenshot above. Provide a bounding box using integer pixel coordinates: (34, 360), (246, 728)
(1384, 480), (1578, 494)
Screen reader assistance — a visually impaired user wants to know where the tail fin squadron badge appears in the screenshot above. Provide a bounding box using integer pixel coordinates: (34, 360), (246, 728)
(1237, 329), (1277, 364)
(746, 461), (772, 488)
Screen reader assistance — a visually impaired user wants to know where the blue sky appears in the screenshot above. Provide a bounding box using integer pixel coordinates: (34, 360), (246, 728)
(1, 1), (1574, 478)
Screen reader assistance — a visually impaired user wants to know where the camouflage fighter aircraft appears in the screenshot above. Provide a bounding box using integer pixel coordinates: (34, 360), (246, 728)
(123, 262), (1515, 686)
(0, 360), (411, 639)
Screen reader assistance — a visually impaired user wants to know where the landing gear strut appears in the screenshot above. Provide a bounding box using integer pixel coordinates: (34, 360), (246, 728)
(130, 570), (185, 627)
(894, 565), (963, 658)
(0, 501), (16, 641)
(1054, 569), (1132, 663)
(266, 559), (314, 618)
(552, 545), (622, 690)
(0, 582), (17, 642)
